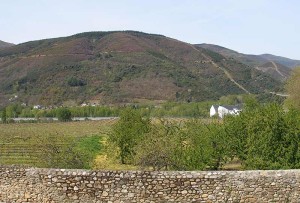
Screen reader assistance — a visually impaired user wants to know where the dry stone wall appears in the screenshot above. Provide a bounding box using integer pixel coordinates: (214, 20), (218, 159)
(0, 166), (300, 202)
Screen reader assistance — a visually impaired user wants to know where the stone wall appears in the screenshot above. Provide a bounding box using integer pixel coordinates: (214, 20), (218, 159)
(0, 166), (299, 202)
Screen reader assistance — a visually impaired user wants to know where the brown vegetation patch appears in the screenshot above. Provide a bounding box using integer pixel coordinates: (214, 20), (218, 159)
(120, 77), (180, 101)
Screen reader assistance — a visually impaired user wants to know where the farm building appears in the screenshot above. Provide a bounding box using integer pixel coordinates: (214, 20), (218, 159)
(210, 105), (242, 118)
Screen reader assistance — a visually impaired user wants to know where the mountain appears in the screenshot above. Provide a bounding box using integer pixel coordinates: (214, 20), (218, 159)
(0, 40), (14, 49)
(196, 44), (300, 69)
(260, 54), (300, 68)
(0, 31), (282, 106)
(255, 62), (291, 82)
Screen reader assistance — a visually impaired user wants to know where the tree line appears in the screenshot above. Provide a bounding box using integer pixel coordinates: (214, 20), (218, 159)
(0, 101), (216, 122)
(0, 92), (284, 122)
(109, 100), (300, 170)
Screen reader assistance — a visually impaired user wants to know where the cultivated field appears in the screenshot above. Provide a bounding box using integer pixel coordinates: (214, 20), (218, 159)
(0, 118), (232, 170)
(0, 120), (116, 166)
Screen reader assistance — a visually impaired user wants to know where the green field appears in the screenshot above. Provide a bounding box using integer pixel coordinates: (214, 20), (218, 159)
(0, 120), (115, 167)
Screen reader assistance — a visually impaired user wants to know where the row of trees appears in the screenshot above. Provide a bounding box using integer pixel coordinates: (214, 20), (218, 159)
(109, 100), (300, 170)
(1, 90), (287, 122)
(0, 105), (120, 120)
(0, 102), (214, 120)
(1, 107), (73, 122)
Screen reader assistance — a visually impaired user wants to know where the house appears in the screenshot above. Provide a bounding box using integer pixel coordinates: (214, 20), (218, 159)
(210, 105), (242, 118)
(33, 105), (42, 109)
(81, 103), (88, 107)
(210, 105), (219, 117)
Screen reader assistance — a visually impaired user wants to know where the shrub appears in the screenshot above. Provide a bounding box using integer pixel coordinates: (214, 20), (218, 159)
(67, 77), (86, 87)
(56, 108), (72, 122)
(38, 135), (102, 169)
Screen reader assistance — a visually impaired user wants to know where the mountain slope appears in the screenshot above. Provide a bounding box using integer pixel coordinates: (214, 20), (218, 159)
(260, 54), (300, 68)
(196, 44), (300, 69)
(0, 31), (282, 106)
(0, 40), (14, 49)
(255, 62), (291, 82)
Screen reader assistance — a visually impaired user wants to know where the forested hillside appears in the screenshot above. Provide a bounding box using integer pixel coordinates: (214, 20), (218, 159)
(0, 31), (281, 106)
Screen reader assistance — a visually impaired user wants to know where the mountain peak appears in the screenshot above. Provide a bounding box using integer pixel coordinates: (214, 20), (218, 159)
(0, 40), (14, 49)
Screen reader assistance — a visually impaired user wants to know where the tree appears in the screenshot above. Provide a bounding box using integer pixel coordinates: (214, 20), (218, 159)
(224, 102), (300, 169)
(134, 120), (228, 171)
(1, 108), (6, 123)
(285, 67), (300, 109)
(109, 108), (150, 164)
(134, 120), (183, 170)
(177, 120), (228, 170)
(6, 104), (22, 118)
(56, 108), (72, 122)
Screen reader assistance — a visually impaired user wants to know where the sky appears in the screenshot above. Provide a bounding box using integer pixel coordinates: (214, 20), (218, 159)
(1, 0), (299, 59)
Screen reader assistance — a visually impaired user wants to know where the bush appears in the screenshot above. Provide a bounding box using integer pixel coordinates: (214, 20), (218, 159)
(56, 108), (72, 122)
(67, 77), (86, 87)
(38, 135), (102, 169)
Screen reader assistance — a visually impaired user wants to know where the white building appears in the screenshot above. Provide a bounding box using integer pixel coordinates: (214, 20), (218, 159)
(33, 105), (42, 109)
(210, 105), (219, 117)
(210, 105), (242, 118)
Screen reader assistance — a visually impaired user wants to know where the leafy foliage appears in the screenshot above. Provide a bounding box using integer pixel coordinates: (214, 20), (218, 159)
(134, 119), (227, 171)
(38, 135), (102, 169)
(224, 102), (300, 169)
(134, 120), (186, 170)
(56, 108), (72, 121)
(108, 102), (300, 171)
(109, 108), (150, 164)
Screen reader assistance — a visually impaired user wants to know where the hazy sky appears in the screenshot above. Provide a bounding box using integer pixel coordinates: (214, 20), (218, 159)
(1, 0), (299, 59)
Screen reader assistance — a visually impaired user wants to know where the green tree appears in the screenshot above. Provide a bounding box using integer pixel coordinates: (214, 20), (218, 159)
(285, 67), (300, 109)
(177, 120), (228, 170)
(1, 108), (6, 123)
(109, 108), (150, 164)
(6, 104), (22, 118)
(134, 119), (228, 171)
(134, 120), (183, 170)
(56, 108), (72, 122)
(224, 103), (300, 169)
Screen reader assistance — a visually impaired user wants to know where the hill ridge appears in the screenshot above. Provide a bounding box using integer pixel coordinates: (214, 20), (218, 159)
(0, 40), (14, 49)
(196, 43), (300, 69)
(0, 31), (282, 106)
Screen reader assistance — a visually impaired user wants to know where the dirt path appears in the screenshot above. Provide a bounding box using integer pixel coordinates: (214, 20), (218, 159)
(270, 61), (286, 78)
(269, 92), (289, 97)
(192, 45), (250, 94)
(19, 53), (94, 59)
